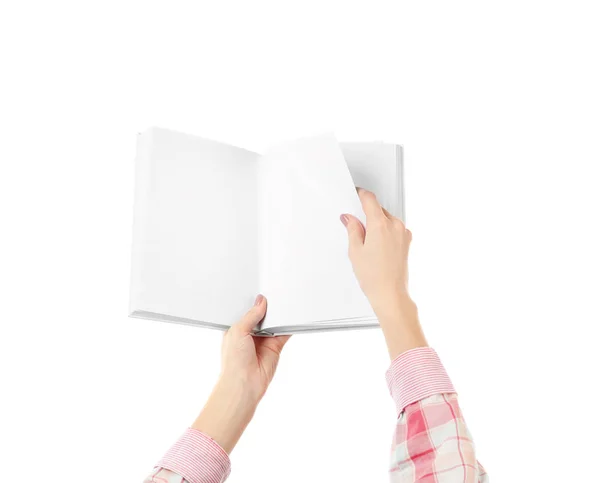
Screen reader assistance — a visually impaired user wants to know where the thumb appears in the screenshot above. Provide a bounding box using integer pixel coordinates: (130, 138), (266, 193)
(256, 335), (291, 381)
(235, 294), (267, 333)
(340, 214), (365, 252)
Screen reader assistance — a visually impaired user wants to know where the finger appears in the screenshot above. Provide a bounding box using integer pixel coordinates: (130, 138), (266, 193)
(357, 188), (385, 223)
(256, 335), (291, 368)
(381, 207), (394, 220)
(235, 294), (267, 333)
(382, 208), (407, 231)
(340, 214), (365, 251)
(379, 205), (408, 230)
(258, 334), (291, 355)
(404, 229), (412, 285)
(405, 228), (413, 251)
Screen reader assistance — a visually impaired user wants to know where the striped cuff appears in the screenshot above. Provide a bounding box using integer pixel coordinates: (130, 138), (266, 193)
(386, 347), (456, 416)
(156, 428), (231, 483)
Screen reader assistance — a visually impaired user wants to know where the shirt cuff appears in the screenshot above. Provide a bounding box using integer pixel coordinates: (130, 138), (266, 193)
(385, 347), (456, 416)
(156, 428), (231, 483)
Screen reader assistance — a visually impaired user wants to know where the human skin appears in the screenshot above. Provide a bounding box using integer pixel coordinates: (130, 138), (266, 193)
(192, 188), (427, 453)
(340, 188), (428, 360)
(191, 294), (290, 453)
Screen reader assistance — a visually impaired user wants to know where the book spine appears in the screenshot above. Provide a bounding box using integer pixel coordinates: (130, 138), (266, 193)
(396, 144), (406, 223)
(129, 130), (154, 314)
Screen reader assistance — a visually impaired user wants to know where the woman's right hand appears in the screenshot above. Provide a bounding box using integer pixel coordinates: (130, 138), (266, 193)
(340, 188), (428, 359)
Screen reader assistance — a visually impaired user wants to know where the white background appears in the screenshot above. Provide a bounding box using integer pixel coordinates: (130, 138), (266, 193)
(1, 1), (599, 482)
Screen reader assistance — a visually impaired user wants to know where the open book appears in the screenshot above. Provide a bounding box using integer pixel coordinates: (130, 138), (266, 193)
(130, 128), (404, 335)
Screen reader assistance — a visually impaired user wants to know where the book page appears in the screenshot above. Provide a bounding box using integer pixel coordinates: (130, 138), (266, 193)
(257, 134), (374, 328)
(130, 128), (259, 326)
(340, 142), (404, 221)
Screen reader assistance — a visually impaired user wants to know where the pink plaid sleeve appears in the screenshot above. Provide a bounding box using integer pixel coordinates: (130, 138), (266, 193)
(387, 348), (488, 482)
(144, 428), (231, 483)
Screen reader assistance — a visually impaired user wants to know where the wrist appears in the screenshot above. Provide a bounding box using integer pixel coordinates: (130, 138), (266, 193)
(371, 290), (416, 323)
(372, 291), (428, 360)
(191, 379), (258, 453)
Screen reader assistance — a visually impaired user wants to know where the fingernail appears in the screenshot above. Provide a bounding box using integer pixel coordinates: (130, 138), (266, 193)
(340, 214), (349, 226)
(254, 294), (264, 306)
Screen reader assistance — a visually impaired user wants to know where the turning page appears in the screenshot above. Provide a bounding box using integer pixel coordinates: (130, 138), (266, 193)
(257, 134), (374, 329)
(341, 142), (404, 221)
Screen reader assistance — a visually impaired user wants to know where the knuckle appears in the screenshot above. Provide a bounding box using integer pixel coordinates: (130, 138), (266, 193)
(370, 217), (388, 230)
(362, 190), (377, 202)
(393, 217), (406, 229)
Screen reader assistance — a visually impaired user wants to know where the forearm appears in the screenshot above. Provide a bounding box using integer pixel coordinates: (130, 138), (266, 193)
(191, 379), (258, 454)
(145, 381), (255, 483)
(145, 297), (287, 483)
(373, 291), (428, 360)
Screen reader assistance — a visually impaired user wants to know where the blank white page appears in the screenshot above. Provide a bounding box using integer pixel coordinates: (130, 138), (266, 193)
(340, 142), (404, 221)
(130, 128), (259, 326)
(257, 134), (373, 328)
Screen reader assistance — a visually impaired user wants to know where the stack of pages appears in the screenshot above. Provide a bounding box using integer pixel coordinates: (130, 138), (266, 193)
(130, 128), (404, 335)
